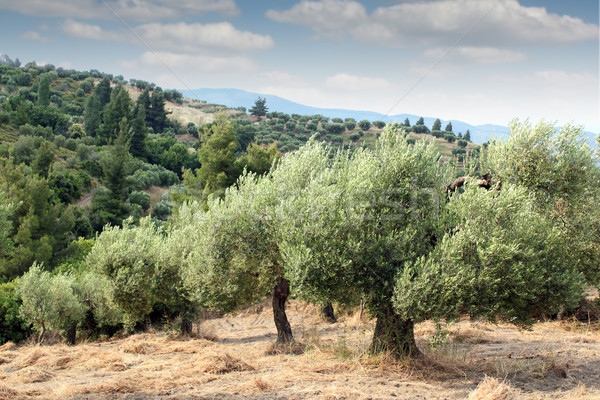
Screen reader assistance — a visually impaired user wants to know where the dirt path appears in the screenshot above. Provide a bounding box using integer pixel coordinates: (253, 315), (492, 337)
(1, 300), (598, 399)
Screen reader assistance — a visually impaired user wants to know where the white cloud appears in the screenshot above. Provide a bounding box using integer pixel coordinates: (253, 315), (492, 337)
(266, 0), (367, 40)
(0, 0), (239, 21)
(120, 51), (256, 75)
(61, 19), (123, 41)
(60, 20), (273, 54)
(19, 31), (53, 43)
(325, 73), (390, 91)
(422, 47), (527, 65)
(134, 22), (274, 53)
(267, 0), (599, 46)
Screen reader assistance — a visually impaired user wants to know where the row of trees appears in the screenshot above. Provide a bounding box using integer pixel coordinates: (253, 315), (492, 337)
(9, 120), (598, 358)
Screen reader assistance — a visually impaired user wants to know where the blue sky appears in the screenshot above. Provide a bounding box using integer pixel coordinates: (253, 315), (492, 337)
(0, 0), (598, 131)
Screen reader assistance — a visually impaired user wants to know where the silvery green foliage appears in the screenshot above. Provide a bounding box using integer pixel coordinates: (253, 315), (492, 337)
(485, 120), (600, 285)
(278, 125), (451, 312)
(74, 272), (123, 328)
(17, 263), (84, 337)
(486, 120), (599, 211)
(394, 183), (585, 326)
(177, 172), (280, 313)
(86, 218), (163, 329)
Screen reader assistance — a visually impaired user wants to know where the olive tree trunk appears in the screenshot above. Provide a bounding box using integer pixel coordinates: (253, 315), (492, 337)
(321, 302), (336, 322)
(65, 323), (77, 345)
(181, 318), (193, 335)
(369, 304), (421, 359)
(273, 277), (293, 343)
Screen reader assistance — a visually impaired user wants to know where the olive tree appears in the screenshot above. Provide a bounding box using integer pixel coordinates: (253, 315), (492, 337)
(485, 120), (600, 285)
(17, 263), (85, 344)
(395, 183), (584, 330)
(86, 218), (163, 330)
(278, 125), (449, 356)
(180, 140), (338, 343)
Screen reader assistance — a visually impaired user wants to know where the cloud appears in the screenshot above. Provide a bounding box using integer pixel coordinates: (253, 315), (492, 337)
(60, 20), (273, 54)
(134, 22), (274, 53)
(19, 31), (53, 43)
(422, 47), (527, 65)
(0, 0), (240, 21)
(61, 19), (123, 41)
(120, 51), (256, 75)
(325, 73), (391, 91)
(267, 0), (599, 46)
(266, 0), (367, 40)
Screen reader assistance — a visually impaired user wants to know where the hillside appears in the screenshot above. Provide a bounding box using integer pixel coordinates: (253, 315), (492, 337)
(182, 88), (599, 150)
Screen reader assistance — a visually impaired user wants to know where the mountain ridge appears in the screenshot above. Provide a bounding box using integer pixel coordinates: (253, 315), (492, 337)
(182, 88), (598, 149)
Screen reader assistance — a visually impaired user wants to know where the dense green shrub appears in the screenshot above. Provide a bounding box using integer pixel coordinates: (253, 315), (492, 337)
(0, 281), (31, 344)
(129, 190), (151, 211)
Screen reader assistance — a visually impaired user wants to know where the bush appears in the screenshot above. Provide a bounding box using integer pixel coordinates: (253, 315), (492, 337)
(129, 191), (151, 211)
(444, 134), (456, 143)
(345, 122), (356, 131)
(457, 139), (468, 148)
(152, 198), (173, 221)
(349, 133), (360, 142)
(0, 281), (32, 345)
(326, 123), (345, 134)
(358, 120), (371, 131)
(373, 121), (386, 129)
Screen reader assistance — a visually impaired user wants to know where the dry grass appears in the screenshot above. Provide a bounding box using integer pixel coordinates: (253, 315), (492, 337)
(466, 376), (521, 400)
(1, 300), (599, 399)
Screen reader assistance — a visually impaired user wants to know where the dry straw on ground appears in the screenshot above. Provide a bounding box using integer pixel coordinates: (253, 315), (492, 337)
(0, 299), (599, 399)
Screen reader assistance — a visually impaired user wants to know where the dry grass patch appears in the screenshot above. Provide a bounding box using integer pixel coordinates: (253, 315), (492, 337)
(8, 367), (55, 384)
(466, 376), (521, 400)
(0, 383), (31, 400)
(265, 340), (306, 356)
(197, 351), (254, 374)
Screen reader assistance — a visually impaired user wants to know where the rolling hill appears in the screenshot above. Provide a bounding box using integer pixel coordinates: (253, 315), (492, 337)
(182, 88), (599, 149)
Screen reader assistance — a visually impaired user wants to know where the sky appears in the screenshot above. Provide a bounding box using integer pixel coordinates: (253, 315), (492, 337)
(0, 0), (598, 132)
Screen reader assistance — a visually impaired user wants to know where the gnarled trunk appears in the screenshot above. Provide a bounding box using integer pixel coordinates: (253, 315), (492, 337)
(321, 302), (336, 322)
(273, 277), (293, 343)
(369, 304), (421, 359)
(66, 323), (77, 345)
(181, 318), (193, 335)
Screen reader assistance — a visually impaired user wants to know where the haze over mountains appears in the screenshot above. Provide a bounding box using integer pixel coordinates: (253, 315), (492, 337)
(182, 88), (598, 149)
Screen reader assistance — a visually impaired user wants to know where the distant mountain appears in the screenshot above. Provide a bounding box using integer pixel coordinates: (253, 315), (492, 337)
(182, 88), (598, 149)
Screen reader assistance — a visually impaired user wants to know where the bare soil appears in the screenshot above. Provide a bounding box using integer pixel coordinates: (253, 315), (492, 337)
(1, 299), (599, 400)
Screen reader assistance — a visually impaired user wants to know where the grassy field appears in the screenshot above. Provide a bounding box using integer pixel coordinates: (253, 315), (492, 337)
(1, 299), (598, 400)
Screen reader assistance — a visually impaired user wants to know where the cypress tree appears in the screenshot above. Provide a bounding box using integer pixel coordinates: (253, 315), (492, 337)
(129, 104), (147, 159)
(37, 74), (50, 107)
(84, 94), (101, 137)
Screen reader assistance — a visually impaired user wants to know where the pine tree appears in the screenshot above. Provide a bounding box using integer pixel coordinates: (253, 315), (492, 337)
(84, 94), (101, 137)
(129, 104), (148, 159)
(445, 122), (453, 132)
(136, 88), (151, 127)
(432, 118), (442, 131)
(95, 77), (112, 109)
(100, 86), (131, 141)
(148, 89), (168, 133)
(197, 113), (239, 198)
(249, 97), (268, 120)
(464, 130), (471, 142)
